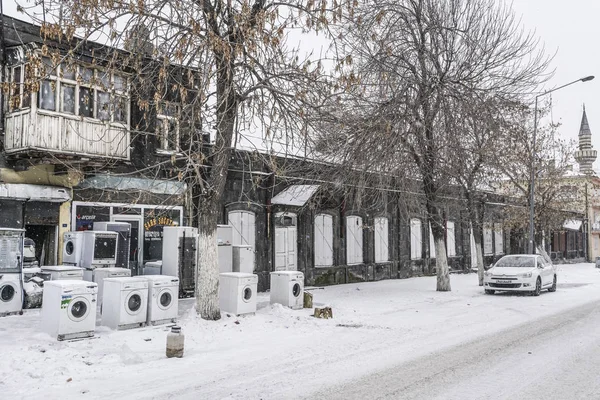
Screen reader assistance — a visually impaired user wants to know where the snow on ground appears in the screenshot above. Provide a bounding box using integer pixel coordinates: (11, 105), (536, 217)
(2, 264), (600, 399)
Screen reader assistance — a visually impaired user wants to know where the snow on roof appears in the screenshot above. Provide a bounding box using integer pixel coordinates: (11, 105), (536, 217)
(271, 185), (320, 206)
(563, 219), (583, 231)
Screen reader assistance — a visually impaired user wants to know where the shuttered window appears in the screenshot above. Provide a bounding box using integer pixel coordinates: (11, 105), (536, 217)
(494, 223), (504, 255)
(314, 214), (334, 267)
(374, 217), (389, 263)
(228, 211), (256, 250)
(447, 221), (456, 257)
(346, 216), (363, 265)
(429, 223), (436, 258)
(410, 218), (422, 260)
(483, 225), (493, 255)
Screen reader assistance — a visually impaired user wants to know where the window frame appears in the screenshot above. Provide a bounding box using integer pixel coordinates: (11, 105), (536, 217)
(483, 224), (493, 255)
(494, 223), (504, 255)
(156, 102), (181, 153)
(34, 55), (130, 126)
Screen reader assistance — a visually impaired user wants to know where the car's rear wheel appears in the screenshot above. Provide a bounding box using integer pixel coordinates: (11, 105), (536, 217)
(548, 275), (557, 292)
(484, 289), (495, 295)
(533, 278), (541, 296)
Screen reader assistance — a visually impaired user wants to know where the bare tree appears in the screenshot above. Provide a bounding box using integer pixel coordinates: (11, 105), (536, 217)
(492, 102), (576, 246)
(22, 0), (352, 319)
(316, 0), (550, 291)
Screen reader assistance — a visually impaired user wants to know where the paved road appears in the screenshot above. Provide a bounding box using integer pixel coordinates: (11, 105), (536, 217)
(312, 299), (600, 400)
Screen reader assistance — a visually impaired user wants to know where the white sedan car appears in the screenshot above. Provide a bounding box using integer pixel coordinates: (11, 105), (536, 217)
(483, 254), (557, 296)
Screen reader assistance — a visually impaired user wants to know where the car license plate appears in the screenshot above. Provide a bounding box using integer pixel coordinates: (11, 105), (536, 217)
(496, 280), (513, 284)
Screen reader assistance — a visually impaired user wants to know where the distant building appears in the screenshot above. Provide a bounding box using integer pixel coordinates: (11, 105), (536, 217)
(575, 106), (597, 174)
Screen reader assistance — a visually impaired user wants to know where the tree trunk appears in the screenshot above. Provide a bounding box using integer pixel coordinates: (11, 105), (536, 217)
(196, 208), (221, 320)
(474, 229), (485, 286)
(433, 235), (451, 291)
(194, 54), (237, 320)
(466, 192), (485, 286)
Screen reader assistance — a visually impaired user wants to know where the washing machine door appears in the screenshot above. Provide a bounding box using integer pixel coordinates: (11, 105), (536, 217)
(65, 240), (75, 256)
(125, 291), (143, 315)
(157, 288), (174, 311)
(242, 285), (253, 303)
(0, 283), (16, 303)
(68, 296), (91, 322)
(291, 282), (302, 298)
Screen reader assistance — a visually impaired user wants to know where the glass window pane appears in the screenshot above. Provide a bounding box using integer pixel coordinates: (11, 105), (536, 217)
(99, 71), (110, 90)
(167, 120), (178, 149)
(114, 75), (126, 91)
(61, 63), (76, 80)
(61, 84), (75, 114)
(13, 66), (22, 84)
(41, 57), (55, 76)
(79, 87), (93, 117)
(114, 96), (128, 123)
(97, 91), (111, 121)
(39, 80), (56, 111)
(79, 67), (93, 84)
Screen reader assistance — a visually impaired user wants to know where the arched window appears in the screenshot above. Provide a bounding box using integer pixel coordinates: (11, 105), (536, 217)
(314, 214), (333, 267)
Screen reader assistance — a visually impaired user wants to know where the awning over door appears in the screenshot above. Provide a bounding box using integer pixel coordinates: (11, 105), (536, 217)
(0, 183), (70, 202)
(563, 219), (582, 231)
(271, 185), (319, 207)
(79, 175), (186, 195)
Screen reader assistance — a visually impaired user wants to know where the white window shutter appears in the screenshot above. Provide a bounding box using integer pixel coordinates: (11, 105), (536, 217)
(346, 216), (363, 264)
(314, 215), (324, 266)
(429, 223), (436, 258)
(484, 225), (493, 255)
(411, 219), (422, 260)
(323, 215), (334, 266)
(375, 217), (389, 262)
(494, 223), (503, 255)
(228, 211), (256, 250)
(447, 221), (456, 257)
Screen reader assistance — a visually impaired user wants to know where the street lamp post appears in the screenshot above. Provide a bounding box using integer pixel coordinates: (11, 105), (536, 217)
(528, 75), (595, 254)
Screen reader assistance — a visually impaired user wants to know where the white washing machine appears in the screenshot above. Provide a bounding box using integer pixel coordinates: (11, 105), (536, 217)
(101, 277), (148, 330)
(143, 275), (179, 325)
(40, 280), (98, 340)
(63, 232), (84, 266)
(270, 271), (304, 310)
(219, 272), (258, 316)
(93, 268), (131, 308)
(41, 265), (84, 281)
(0, 273), (23, 317)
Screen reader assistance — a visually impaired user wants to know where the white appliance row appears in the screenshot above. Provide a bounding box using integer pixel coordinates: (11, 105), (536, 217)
(218, 271), (305, 316)
(40, 275), (179, 340)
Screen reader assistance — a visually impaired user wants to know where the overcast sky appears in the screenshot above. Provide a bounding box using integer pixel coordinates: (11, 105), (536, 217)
(4, 0), (599, 164)
(511, 0), (599, 169)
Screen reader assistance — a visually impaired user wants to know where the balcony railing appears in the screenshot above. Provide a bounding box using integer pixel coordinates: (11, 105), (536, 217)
(4, 110), (130, 160)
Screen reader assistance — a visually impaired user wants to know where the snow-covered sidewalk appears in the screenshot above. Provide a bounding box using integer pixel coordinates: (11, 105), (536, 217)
(2, 263), (600, 399)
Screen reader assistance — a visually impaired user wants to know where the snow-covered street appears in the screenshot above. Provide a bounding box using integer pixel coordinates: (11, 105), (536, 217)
(2, 263), (600, 399)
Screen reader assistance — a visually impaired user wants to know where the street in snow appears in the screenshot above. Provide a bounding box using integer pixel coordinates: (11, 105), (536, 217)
(1, 263), (600, 399)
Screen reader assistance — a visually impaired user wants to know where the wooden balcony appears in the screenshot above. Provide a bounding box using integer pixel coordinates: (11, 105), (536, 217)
(4, 110), (130, 160)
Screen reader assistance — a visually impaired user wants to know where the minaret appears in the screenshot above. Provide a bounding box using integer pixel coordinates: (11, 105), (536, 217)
(575, 105), (597, 174)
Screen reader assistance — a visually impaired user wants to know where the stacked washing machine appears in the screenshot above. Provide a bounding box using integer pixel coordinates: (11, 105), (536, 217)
(63, 231), (120, 281)
(41, 280), (98, 340)
(93, 222), (131, 270)
(219, 272), (258, 316)
(41, 265), (84, 281)
(0, 228), (25, 317)
(270, 271), (304, 310)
